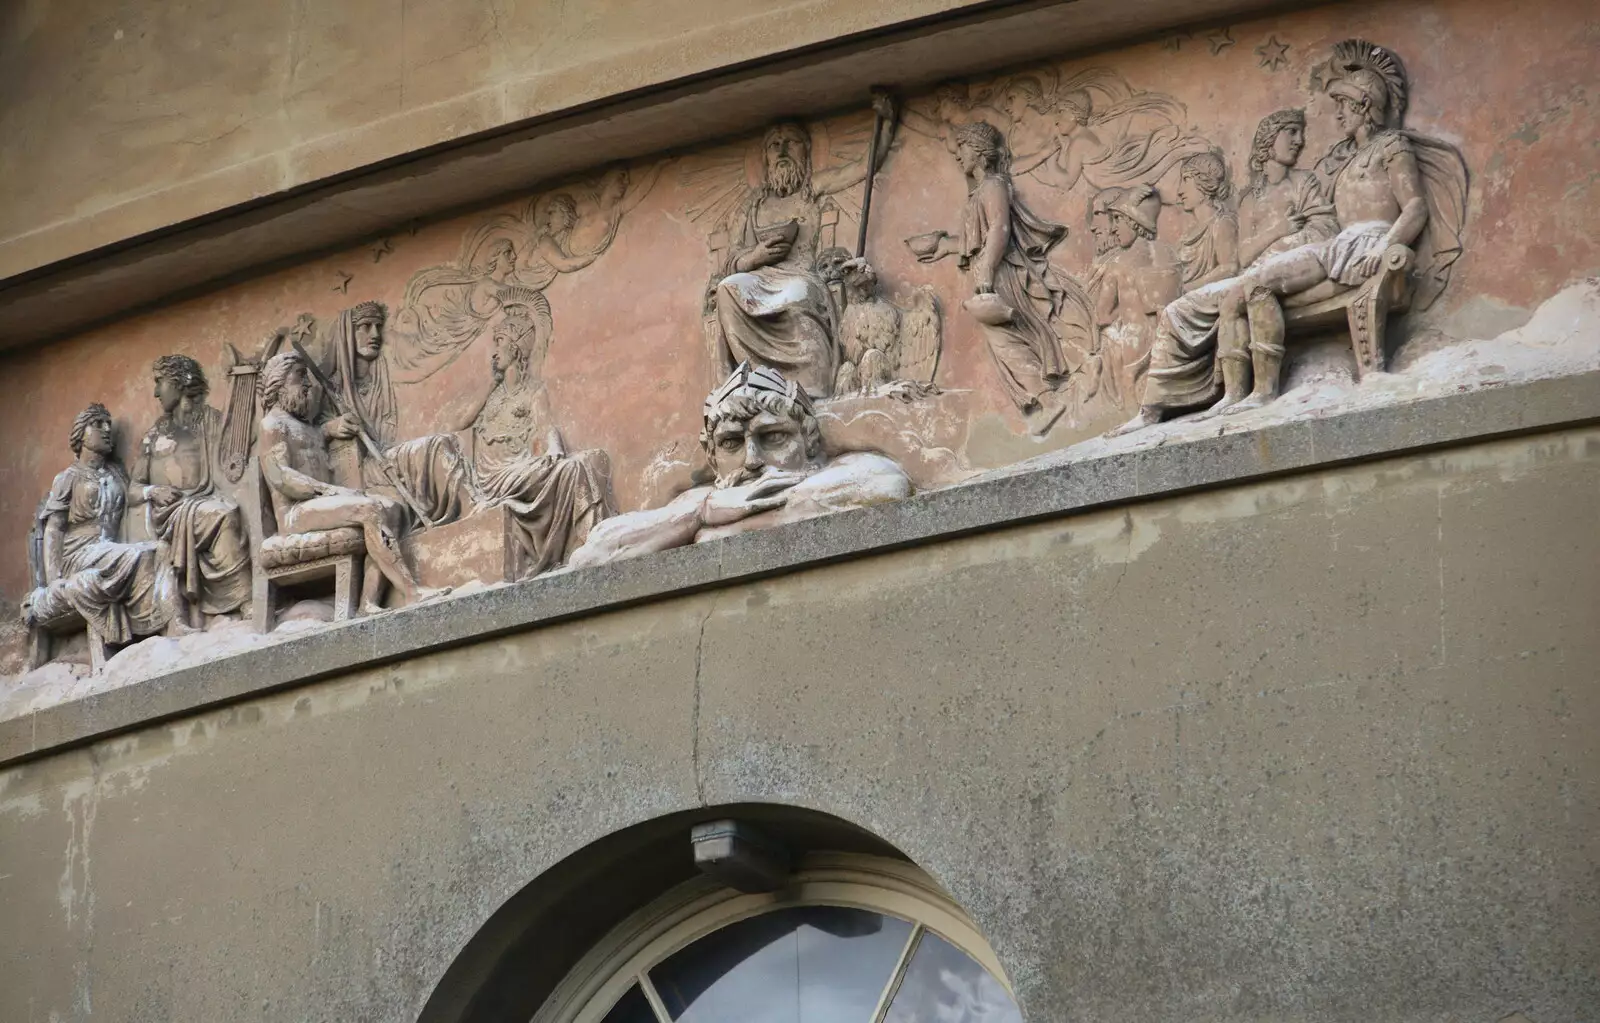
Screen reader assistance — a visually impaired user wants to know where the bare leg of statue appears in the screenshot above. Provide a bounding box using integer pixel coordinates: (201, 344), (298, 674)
(1226, 287), (1290, 414)
(285, 494), (442, 612)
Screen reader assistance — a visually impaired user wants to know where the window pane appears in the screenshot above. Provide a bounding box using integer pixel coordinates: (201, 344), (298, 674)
(601, 984), (659, 1023)
(650, 906), (912, 1023)
(881, 931), (1022, 1023)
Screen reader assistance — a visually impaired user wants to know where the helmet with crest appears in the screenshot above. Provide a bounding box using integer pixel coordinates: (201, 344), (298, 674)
(1324, 39), (1408, 129)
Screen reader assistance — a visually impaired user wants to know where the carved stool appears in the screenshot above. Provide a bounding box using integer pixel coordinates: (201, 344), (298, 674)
(248, 458), (366, 634)
(253, 530), (365, 633)
(23, 508), (109, 674)
(1283, 243), (1414, 379)
(24, 605), (108, 674)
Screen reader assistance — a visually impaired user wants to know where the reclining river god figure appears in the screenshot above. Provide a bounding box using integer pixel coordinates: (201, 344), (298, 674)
(568, 363), (912, 568)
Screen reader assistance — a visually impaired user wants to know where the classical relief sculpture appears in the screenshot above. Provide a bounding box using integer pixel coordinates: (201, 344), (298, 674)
(568, 364), (912, 568)
(909, 121), (1093, 430)
(257, 351), (436, 612)
(1114, 40), (1468, 432)
(450, 294), (616, 576)
(130, 356), (252, 623)
(1091, 186), (1181, 408)
(815, 248), (943, 397)
(389, 162), (667, 382)
(22, 404), (184, 654)
(322, 300), (478, 526)
(689, 100), (898, 398)
(1236, 108), (1337, 268)
(1172, 151), (1240, 291)
(995, 67), (1211, 196)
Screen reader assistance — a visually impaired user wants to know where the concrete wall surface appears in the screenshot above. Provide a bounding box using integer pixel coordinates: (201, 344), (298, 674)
(0, 0), (994, 280)
(1, 425), (1596, 1022)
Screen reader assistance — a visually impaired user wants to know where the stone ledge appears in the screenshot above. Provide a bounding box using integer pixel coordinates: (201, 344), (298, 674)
(4, 369), (1598, 766)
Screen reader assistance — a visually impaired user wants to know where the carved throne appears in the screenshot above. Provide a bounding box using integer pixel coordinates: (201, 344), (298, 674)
(250, 458), (365, 634)
(1282, 243), (1414, 379)
(23, 501), (109, 673)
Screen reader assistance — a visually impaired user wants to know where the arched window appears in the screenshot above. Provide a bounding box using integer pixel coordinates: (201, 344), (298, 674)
(534, 854), (1022, 1023)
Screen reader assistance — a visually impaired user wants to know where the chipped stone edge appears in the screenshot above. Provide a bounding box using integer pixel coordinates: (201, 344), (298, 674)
(5, 370), (1599, 767)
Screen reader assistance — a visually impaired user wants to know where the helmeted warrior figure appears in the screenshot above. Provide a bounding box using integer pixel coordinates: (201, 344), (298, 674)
(1113, 40), (1467, 433)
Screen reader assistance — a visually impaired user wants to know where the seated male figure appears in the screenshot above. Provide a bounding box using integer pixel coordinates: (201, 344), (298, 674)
(257, 351), (437, 612)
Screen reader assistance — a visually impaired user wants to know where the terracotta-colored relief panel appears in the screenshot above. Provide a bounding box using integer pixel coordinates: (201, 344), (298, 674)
(1, 0), (1597, 677)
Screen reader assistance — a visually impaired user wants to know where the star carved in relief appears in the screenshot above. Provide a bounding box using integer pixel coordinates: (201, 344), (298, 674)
(1256, 35), (1291, 71)
(332, 270), (354, 294)
(1207, 28), (1236, 56)
(371, 237), (394, 263)
(289, 313), (316, 345)
(1161, 31), (1193, 53)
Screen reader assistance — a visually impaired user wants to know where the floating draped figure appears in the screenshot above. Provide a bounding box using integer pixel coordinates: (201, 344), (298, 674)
(130, 355), (251, 619)
(1112, 40), (1467, 434)
(389, 163), (667, 382)
(324, 300), (478, 527)
(22, 403), (183, 644)
(912, 121), (1092, 429)
(448, 293), (617, 576)
(1004, 68), (1213, 195)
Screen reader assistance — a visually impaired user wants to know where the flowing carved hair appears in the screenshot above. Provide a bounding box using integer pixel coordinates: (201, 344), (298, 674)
(258, 351), (305, 412)
(954, 121), (1006, 171)
(1248, 108), (1306, 187)
(152, 354), (209, 403)
(70, 403), (112, 454)
(1180, 150), (1232, 203)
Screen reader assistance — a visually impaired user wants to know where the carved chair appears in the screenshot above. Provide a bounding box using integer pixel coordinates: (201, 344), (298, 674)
(23, 501), (108, 674)
(1282, 243), (1414, 379)
(249, 458), (365, 634)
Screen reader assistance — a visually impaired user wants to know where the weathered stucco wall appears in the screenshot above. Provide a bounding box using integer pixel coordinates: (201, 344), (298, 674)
(0, 0), (997, 279)
(2, 425), (1595, 1022)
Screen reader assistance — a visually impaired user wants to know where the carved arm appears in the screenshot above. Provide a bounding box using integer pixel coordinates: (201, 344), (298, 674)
(972, 183), (1012, 293)
(41, 511), (66, 584)
(260, 432), (332, 503)
(567, 492), (706, 569)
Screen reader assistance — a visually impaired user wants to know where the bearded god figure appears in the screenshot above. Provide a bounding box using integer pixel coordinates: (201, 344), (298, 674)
(711, 106), (896, 399)
(568, 363), (912, 568)
(257, 351), (438, 612)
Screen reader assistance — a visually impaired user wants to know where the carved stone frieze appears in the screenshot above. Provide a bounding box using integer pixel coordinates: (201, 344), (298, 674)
(9, 6), (1560, 684)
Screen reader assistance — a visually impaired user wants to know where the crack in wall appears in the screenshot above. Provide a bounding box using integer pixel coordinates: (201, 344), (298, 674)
(691, 601), (715, 806)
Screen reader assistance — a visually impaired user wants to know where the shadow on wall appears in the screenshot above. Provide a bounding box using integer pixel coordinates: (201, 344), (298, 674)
(419, 804), (908, 1023)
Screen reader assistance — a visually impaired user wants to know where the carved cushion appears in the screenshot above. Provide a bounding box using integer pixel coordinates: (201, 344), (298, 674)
(259, 528), (365, 571)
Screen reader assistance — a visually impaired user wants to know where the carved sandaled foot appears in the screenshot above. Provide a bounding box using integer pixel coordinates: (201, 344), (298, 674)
(1190, 394), (1244, 422)
(1105, 407), (1161, 438)
(1221, 392), (1274, 415)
